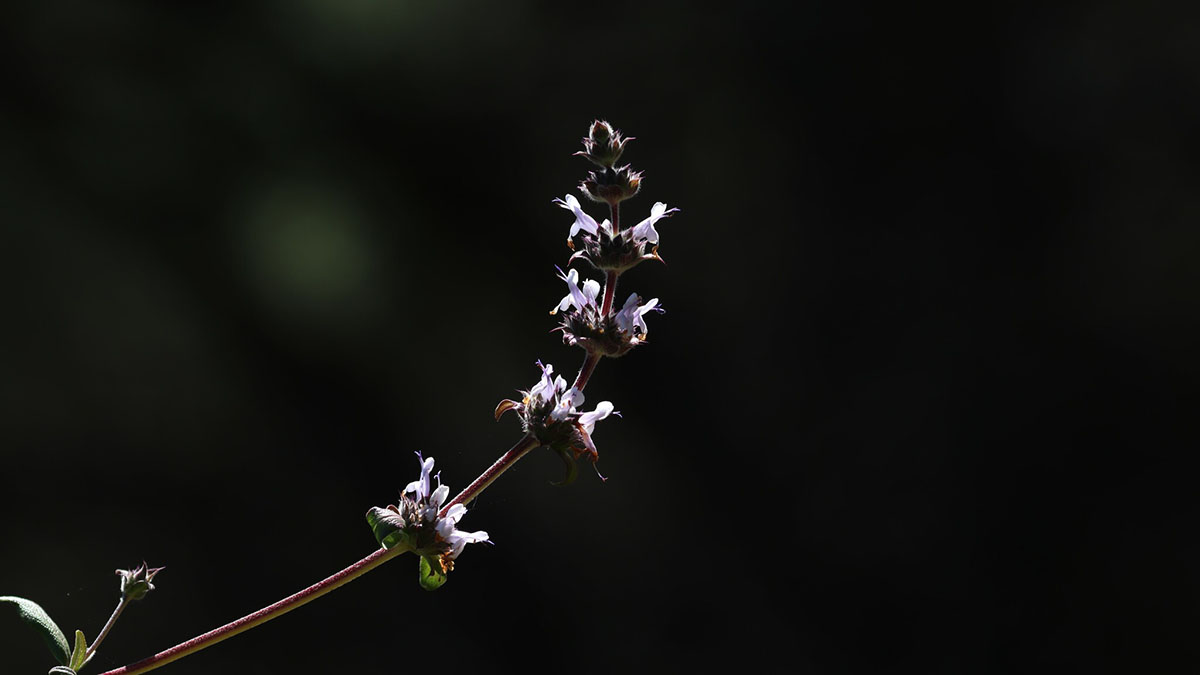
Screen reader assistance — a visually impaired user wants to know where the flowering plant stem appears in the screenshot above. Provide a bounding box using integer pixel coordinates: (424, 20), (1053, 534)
(439, 435), (541, 515)
(85, 597), (129, 662)
(92, 120), (661, 675)
(99, 394), (598, 674)
(96, 545), (406, 675)
(600, 202), (621, 315)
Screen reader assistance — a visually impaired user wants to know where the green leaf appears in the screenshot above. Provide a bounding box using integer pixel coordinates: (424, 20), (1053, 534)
(549, 446), (578, 486)
(48, 667), (77, 675)
(366, 507), (413, 551)
(69, 629), (88, 670)
(418, 555), (447, 591)
(0, 595), (71, 665)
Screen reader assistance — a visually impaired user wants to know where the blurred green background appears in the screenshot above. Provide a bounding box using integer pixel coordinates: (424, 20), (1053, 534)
(2, 1), (1197, 673)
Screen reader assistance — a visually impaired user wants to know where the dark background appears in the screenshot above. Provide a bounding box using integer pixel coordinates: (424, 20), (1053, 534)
(2, 2), (1196, 673)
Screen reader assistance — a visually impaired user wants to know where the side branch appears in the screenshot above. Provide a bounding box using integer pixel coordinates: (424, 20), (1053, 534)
(97, 546), (407, 675)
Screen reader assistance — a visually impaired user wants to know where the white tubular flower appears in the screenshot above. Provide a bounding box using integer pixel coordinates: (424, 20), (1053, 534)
(615, 293), (664, 343)
(630, 202), (679, 244)
(391, 453), (490, 558)
(551, 384), (584, 422)
(554, 194), (600, 239)
(436, 504), (490, 560)
(574, 400), (616, 462)
(550, 267), (601, 315)
(578, 401), (614, 433)
(403, 455), (436, 507)
(528, 360), (569, 407)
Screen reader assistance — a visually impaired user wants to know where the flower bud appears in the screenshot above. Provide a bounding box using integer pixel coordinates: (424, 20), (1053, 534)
(589, 119), (612, 146)
(115, 563), (164, 602)
(579, 165), (643, 206)
(574, 120), (633, 169)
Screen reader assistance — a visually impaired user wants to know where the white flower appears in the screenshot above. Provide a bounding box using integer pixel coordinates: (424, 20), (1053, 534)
(630, 202), (679, 244)
(554, 194), (599, 238)
(549, 267), (601, 315)
(436, 504), (490, 560)
(574, 400), (615, 461)
(522, 361), (583, 422)
(399, 453), (489, 559)
(554, 194), (613, 240)
(578, 400), (614, 433)
(615, 293), (664, 342)
(527, 360), (570, 407)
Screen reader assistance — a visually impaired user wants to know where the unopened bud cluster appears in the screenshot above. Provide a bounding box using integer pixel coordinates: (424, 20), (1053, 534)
(575, 121), (643, 206)
(575, 120), (632, 170)
(115, 562), (164, 602)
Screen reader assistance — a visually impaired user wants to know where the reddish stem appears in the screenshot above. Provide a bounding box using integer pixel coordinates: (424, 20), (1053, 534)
(600, 200), (621, 316)
(572, 352), (602, 391)
(440, 435), (541, 515)
(600, 270), (619, 316)
(98, 546), (406, 675)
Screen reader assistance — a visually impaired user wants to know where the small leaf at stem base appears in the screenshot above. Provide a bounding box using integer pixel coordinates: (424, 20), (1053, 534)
(69, 629), (88, 670)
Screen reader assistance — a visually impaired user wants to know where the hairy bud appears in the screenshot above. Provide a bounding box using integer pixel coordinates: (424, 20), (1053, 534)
(580, 164), (643, 206)
(574, 119), (633, 169)
(115, 563), (164, 602)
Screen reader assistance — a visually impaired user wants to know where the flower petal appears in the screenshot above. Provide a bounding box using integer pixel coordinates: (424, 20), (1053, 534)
(582, 279), (601, 303)
(430, 484), (449, 509)
(631, 202), (678, 244)
(555, 194), (599, 237)
(578, 401), (614, 431)
(445, 503), (467, 523)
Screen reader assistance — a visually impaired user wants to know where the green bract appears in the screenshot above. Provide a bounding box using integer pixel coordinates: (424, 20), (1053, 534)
(418, 555), (448, 591)
(365, 507), (413, 551)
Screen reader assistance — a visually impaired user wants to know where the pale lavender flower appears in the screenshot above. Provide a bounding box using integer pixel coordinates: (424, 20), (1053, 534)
(614, 293), (664, 345)
(575, 400), (615, 459)
(630, 202), (679, 245)
(549, 267), (601, 316)
(554, 194), (613, 243)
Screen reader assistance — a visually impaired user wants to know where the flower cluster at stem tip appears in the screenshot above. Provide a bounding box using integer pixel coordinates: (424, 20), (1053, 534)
(496, 118), (679, 470)
(368, 119), (677, 582)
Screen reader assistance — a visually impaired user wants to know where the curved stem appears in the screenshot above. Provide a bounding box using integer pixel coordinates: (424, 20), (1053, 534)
(572, 352), (602, 391)
(440, 435), (540, 515)
(97, 545), (407, 675)
(86, 597), (130, 661)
